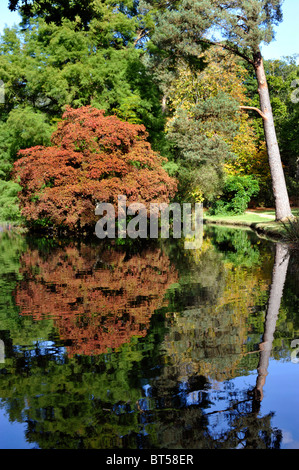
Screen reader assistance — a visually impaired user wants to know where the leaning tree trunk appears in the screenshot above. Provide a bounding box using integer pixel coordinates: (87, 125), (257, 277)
(254, 52), (292, 221)
(253, 243), (290, 403)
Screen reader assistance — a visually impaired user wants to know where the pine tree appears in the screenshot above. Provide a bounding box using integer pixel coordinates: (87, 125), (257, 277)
(150, 0), (293, 220)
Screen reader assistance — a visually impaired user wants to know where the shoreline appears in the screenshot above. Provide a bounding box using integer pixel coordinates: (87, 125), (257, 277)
(1, 212), (298, 246)
(204, 218), (284, 242)
(204, 209), (299, 244)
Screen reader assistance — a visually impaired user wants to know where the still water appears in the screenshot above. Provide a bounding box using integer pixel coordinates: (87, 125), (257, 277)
(0, 225), (298, 449)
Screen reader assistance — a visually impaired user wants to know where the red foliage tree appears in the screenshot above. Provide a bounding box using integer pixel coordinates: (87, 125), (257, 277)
(14, 244), (178, 356)
(13, 106), (177, 231)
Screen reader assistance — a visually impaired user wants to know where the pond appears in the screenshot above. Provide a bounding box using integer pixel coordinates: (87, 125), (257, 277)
(0, 225), (298, 450)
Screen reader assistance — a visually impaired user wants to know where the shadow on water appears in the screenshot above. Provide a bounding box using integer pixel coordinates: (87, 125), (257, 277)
(0, 226), (298, 449)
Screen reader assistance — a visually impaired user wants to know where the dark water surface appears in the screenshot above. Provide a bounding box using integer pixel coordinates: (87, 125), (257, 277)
(0, 226), (298, 449)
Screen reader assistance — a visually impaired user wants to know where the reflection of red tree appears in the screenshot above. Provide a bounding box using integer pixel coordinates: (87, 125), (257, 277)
(15, 245), (177, 356)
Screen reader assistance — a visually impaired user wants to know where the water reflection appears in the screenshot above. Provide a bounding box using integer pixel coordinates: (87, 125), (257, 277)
(253, 244), (290, 403)
(14, 242), (178, 356)
(0, 227), (298, 449)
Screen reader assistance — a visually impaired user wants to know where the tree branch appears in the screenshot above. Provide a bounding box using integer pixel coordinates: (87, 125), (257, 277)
(240, 106), (268, 120)
(200, 38), (254, 65)
(134, 28), (148, 47)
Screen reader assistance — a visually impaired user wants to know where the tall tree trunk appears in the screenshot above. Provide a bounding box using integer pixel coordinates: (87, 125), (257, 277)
(254, 52), (292, 221)
(253, 243), (290, 403)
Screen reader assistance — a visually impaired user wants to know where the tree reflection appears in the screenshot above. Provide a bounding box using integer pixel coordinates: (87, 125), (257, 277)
(0, 231), (296, 449)
(148, 235), (291, 449)
(252, 243), (290, 403)
(160, 232), (272, 383)
(14, 242), (178, 356)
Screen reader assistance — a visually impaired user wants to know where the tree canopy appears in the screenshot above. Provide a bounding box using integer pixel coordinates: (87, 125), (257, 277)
(13, 106), (177, 232)
(1, 0), (298, 226)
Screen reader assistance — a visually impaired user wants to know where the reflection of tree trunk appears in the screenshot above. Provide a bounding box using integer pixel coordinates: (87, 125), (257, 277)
(253, 244), (290, 405)
(0, 340), (4, 363)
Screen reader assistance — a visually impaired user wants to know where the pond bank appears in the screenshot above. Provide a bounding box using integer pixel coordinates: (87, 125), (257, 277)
(1, 209), (298, 245)
(204, 209), (299, 243)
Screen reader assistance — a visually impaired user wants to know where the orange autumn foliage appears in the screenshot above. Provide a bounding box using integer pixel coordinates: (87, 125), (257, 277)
(14, 244), (178, 357)
(13, 106), (177, 232)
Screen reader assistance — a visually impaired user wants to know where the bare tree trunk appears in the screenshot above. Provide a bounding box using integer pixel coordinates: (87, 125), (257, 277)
(253, 243), (290, 403)
(254, 53), (292, 221)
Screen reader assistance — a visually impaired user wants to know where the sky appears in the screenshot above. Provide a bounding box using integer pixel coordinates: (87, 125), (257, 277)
(260, 0), (299, 61)
(0, 0), (298, 62)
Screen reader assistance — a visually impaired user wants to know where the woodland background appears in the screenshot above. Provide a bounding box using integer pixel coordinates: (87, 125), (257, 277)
(1, 0), (299, 227)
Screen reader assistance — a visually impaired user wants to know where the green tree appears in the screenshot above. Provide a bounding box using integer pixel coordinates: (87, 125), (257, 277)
(209, 174), (260, 215)
(242, 55), (299, 204)
(8, 0), (157, 46)
(264, 57), (299, 204)
(150, 0), (293, 220)
(163, 46), (262, 204)
(166, 93), (239, 202)
(8, 0), (134, 30)
(0, 13), (170, 221)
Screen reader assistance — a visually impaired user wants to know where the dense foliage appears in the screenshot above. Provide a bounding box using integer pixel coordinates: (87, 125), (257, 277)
(1, 2), (298, 451)
(1, 0), (299, 226)
(164, 46), (262, 203)
(209, 175), (260, 216)
(13, 106), (177, 232)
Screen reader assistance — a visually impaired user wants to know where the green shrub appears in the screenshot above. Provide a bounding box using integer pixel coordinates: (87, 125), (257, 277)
(0, 180), (22, 222)
(209, 174), (260, 215)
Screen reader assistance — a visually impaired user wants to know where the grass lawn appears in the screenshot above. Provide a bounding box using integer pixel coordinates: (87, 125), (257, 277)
(247, 208), (299, 217)
(205, 212), (274, 224)
(204, 208), (299, 240)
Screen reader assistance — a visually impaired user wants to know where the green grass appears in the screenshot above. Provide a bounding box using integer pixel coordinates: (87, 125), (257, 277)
(248, 208), (299, 217)
(204, 208), (299, 241)
(204, 212), (276, 224)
